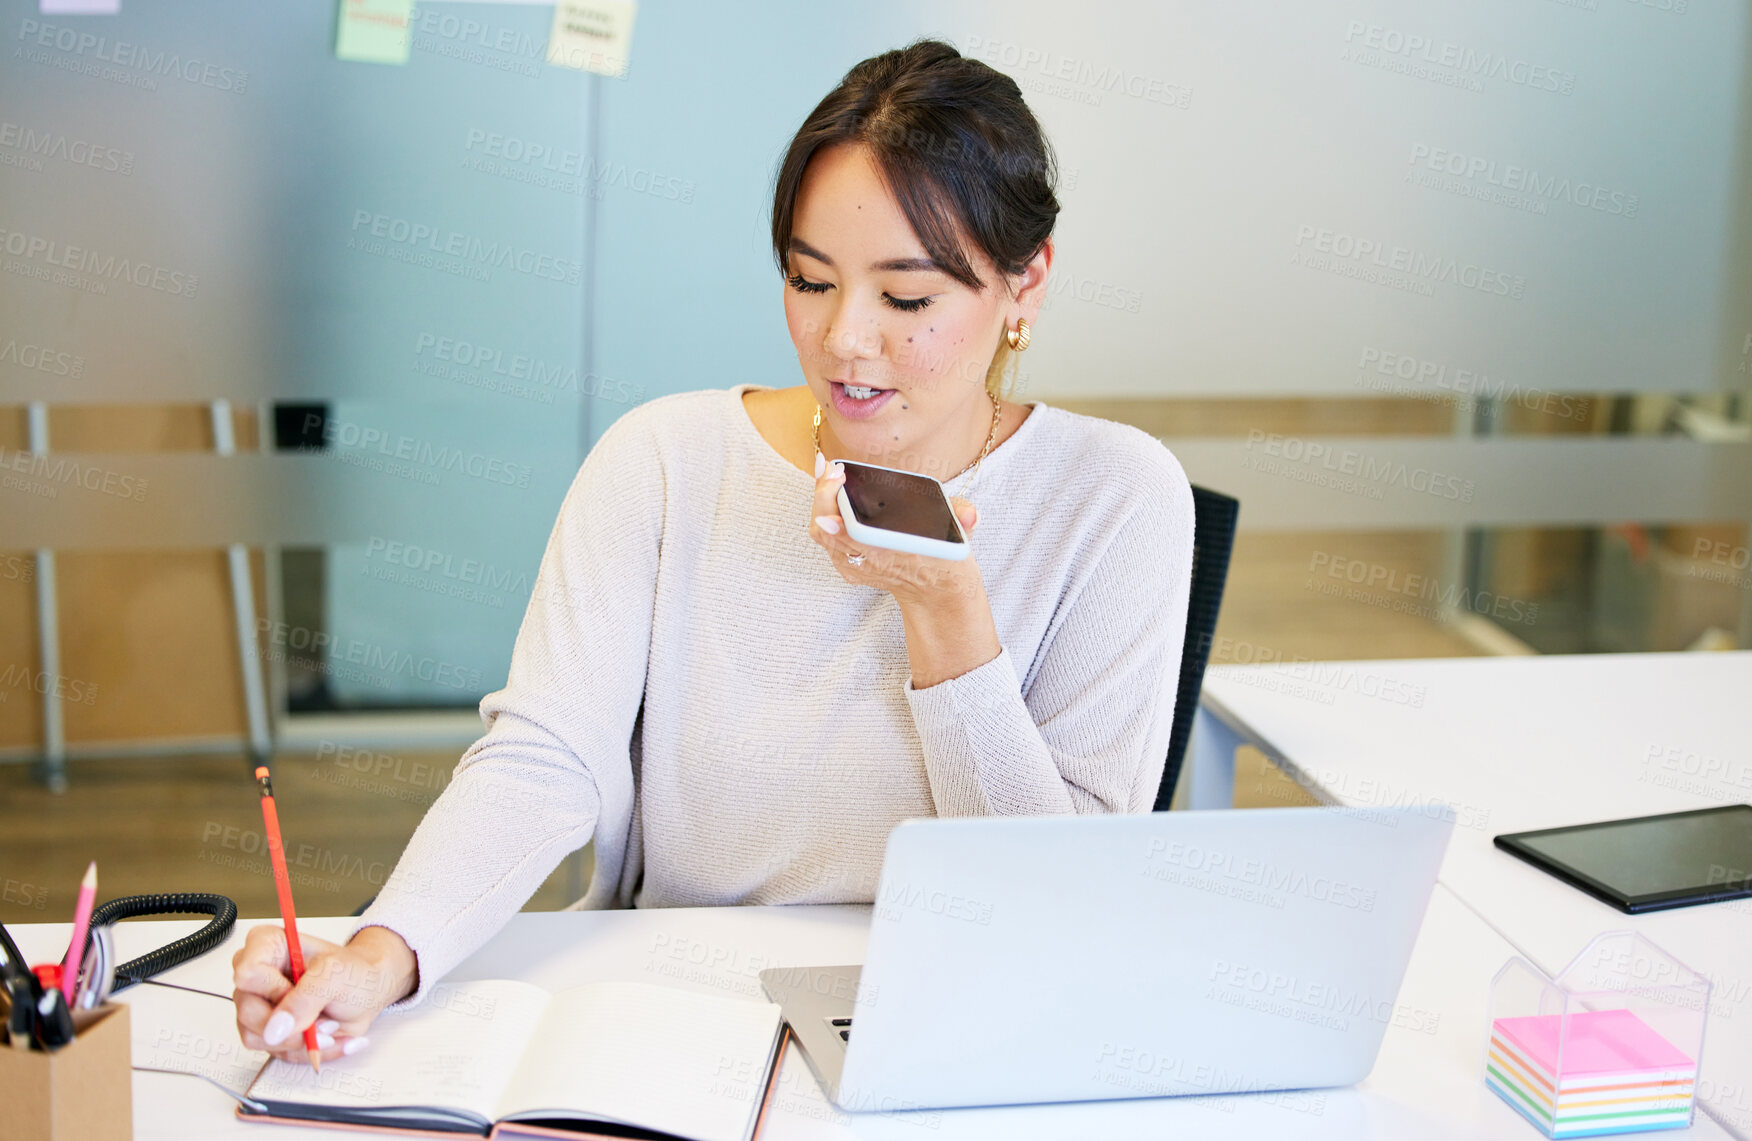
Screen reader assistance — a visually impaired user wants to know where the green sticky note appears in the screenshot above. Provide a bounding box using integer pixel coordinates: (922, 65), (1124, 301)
(336, 0), (413, 65)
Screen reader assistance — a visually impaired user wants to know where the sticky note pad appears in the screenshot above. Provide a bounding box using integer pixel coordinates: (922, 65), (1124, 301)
(1496, 1009), (1696, 1082)
(547, 0), (636, 77)
(336, 0), (413, 66)
(1487, 1010), (1697, 1137)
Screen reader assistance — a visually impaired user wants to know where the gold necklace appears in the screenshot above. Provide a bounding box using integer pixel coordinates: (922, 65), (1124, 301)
(813, 390), (1003, 501)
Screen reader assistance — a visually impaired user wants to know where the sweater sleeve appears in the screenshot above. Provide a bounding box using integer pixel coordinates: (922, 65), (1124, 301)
(350, 407), (664, 1009)
(902, 447), (1195, 817)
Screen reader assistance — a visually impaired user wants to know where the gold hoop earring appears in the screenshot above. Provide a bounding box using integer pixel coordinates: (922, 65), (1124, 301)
(1005, 317), (1031, 353)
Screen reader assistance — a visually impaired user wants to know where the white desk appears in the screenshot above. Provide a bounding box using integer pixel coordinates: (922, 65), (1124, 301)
(1193, 650), (1752, 1140)
(13, 881), (1699, 1140)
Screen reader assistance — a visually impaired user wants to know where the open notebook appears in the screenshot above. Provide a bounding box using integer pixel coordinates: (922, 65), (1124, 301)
(237, 979), (787, 1141)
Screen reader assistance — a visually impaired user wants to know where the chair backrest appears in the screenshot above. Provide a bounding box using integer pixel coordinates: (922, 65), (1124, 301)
(1152, 484), (1240, 811)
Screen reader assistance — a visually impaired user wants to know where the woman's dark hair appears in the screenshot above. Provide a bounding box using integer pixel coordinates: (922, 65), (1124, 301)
(771, 37), (1060, 315)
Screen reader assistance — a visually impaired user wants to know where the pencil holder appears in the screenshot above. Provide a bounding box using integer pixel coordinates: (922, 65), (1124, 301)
(1485, 931), (1708, 1138)
(0, 1002), (133, 1141)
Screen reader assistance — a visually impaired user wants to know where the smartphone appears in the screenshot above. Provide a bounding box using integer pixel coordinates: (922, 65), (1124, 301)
(833, 460), (971, 561)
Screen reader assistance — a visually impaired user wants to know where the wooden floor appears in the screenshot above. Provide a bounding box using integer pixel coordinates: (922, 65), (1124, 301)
(0, 751), (585, 926)
(0, 528), (1481, 927)
(0, 747), (1307, 927)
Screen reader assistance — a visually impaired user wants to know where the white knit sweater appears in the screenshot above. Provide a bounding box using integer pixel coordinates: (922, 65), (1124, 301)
(357, 383), (1196, 1006)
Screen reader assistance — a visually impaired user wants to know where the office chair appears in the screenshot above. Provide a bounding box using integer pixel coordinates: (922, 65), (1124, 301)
(1153, 485), (1241, 811)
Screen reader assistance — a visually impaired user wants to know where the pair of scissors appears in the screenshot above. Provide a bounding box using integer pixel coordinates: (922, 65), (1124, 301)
(0, 920), (38, 1048)
(0, 919), (114, 1050)
(70, 924), (117, 1011)
(70, 925), (117, 1016)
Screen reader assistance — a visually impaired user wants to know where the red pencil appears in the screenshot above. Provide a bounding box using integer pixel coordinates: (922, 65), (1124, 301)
(255, 765), (323, 1072)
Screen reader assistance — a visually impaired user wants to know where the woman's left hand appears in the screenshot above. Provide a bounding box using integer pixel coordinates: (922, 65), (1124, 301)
(809, 454), (981, 610)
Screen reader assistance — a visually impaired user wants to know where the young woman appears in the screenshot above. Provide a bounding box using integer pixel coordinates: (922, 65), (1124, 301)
(234, 37), (1195, 1064)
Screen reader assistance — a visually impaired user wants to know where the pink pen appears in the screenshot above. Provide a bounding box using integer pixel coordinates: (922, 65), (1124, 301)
(60, 862), (97, 1004)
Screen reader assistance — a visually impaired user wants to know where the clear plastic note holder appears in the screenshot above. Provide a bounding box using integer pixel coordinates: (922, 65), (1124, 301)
(1486, 931), (1709, 1138)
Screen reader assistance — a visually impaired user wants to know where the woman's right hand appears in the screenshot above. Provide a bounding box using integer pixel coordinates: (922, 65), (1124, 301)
(232, 924), (419, 1066)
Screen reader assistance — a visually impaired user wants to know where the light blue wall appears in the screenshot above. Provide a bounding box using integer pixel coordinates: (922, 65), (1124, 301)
(5, 0), (1746, 705)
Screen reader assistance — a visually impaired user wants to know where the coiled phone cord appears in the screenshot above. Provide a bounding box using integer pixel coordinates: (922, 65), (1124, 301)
(81, 892), (237, 994)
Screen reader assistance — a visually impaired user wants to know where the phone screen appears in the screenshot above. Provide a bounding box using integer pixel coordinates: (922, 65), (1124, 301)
(840, 462), (963, 543)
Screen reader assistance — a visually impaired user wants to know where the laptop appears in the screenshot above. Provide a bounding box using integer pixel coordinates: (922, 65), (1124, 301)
(760, 804), (1454, 1112)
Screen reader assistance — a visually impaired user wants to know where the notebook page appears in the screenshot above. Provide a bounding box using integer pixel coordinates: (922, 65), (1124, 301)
(248, 978), (551, 1122)
(494, 981), (782, 1141)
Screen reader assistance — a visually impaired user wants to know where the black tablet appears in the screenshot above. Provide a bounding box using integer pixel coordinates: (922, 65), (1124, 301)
(1494, 804), (1752, 914)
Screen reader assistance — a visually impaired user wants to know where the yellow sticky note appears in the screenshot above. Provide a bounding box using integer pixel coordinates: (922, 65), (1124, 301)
(336, 0), (413, 66)
(547, 0), (637, 78)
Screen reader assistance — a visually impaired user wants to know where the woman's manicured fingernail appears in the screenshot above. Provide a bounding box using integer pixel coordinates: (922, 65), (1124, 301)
(263, 1011), (293, 1046)
(342, 1037), (370, 1056)
(316, 1031), (336, 1050)
(815, 515), (841, 535)
(814, 451), (825, 478)
(830, 462), (845, 480)
(317, 1019), (339, 1035)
